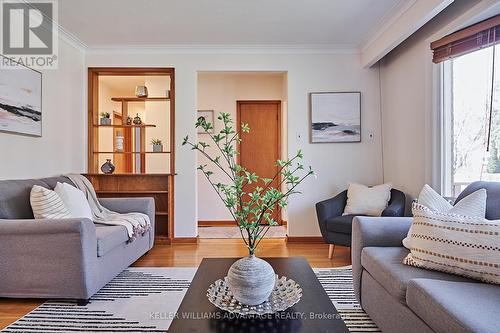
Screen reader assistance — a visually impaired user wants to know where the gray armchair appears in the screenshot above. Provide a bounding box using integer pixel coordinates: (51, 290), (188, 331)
(315, 188), (406, 258)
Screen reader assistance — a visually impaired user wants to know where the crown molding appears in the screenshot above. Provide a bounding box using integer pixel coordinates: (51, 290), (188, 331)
(85, 43), (360, 55)
(360, 0), (417, 53)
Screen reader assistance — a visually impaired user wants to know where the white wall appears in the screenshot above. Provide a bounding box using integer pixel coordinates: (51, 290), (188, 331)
(0, 39), (85, 179)
(86, 51), (383, 237)
(197, 72), (286, 222)
(379, 0), (484, 201)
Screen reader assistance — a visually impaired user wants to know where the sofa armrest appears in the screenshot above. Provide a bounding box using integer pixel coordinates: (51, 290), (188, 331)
(0, 218), (97, 299)
(315, 190), (347, 238)
(99, 197), (155, 248)
(382, 189), (406, 217)
(351, 216), (412, 303)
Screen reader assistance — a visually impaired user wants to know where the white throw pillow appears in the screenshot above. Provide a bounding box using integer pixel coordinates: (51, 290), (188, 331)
(343, 182), (393, 217)
(402, 185), (487, 249)
(54, 182), (93, 220)
(404, 202), (500, 285)
(30, 185), (72, 219)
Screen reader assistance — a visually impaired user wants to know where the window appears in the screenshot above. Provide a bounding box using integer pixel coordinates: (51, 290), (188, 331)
(442, 44), (499, 197)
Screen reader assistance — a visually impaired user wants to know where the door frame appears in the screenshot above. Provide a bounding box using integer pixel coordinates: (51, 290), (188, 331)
(236, 100), (283, 225)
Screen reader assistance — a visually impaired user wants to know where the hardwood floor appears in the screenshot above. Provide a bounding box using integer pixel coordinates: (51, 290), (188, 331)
(0, 239), (350, 330)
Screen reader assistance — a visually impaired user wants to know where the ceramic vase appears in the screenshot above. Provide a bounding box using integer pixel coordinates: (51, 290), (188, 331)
(101, 159), (115, 174)
(227, 255), (276, 306)
(100, 117), (111, 125)
(153, 144), (163, 152)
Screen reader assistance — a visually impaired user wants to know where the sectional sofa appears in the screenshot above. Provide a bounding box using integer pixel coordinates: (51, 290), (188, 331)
(352, 182), (500, 333)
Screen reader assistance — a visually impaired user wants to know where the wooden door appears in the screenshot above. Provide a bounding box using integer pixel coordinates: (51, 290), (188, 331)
(237, 101), (281, 225)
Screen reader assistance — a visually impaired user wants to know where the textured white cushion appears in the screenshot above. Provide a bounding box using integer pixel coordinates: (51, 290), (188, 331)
(343, 182), (392, 217)
(403, 185), (487, 249)
(54, 182), (93, 220)
(30, 185), (71, 219)
(404, 202), (500, 284)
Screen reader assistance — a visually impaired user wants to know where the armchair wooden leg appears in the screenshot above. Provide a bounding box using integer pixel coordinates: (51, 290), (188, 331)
(328, 244), (335, 259)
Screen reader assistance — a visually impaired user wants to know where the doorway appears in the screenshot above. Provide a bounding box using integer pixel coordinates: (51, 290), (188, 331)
(237, 100), (282, 224)
(196, 71), (288, 239)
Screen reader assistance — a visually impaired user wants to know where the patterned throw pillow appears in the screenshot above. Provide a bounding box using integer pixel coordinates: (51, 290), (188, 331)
(404, 202), (500, 284)
(30, 185), (72, 219)
(402, 185), (487, 249)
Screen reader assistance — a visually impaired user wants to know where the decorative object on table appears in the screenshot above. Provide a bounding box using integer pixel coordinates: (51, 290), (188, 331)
(135, 85), (148, 98)
(207, 275), (302, 315)
(227, 255), (275, 305)
(0, 55), (42, 137)
(133, 113), (142, 125)
(310, 92), (361, 143)
(196, 110), (214, 133)
(126, 116), (133, 125)
(100, 112), (111, 125)
(183, 112), (314, 307)
(151, 138), (163, 152)
(316, 185), (405, 258)
(115, 131), (124, 152)
(100, 159), (115, 174)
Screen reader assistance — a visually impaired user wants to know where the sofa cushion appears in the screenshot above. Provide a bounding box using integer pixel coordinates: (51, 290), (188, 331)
(0, 179), (50, 219)
(361, 247), (476, 303)
(40, 176), (74, 189)
(95, 224), (129, 257)
(407, 279), (500, 333)
(326, 215), (358, 234)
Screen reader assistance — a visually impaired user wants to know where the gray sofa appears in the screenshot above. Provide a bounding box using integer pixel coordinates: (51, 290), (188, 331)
(352, 181), (500, 333)
(0, 176), (155, 304)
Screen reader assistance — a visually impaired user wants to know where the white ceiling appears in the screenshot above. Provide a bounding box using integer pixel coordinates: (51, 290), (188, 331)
(58, 0), (407, 48)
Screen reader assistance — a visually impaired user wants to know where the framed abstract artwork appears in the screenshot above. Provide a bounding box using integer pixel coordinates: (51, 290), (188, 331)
(310, 92), (361, 143)
(197, 110), (214, 134)
(0, 55), (42, 137)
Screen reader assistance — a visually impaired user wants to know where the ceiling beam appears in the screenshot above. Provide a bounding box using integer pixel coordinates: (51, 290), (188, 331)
(361, 0), (455, 68)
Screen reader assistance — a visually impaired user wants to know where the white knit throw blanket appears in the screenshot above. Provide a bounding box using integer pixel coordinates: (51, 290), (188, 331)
(66, 174), (151, 241)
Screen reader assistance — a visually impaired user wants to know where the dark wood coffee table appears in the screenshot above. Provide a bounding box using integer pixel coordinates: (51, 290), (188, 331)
(168, 257), (349, 333)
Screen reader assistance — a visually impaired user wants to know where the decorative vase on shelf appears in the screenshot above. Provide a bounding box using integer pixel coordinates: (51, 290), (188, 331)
(126, 116), (133, 125)
(100, 117), (111, 125)
(152, 144), (163, 152)
(227, 255), (276, 306)
(115, 131), (124, 152)
(135, 85), (148, 98)
(100, 159), (115, 174)
(133, 114), (142, 125)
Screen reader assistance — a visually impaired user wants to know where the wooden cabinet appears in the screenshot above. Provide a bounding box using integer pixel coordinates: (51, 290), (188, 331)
(83, 173), (173, 244)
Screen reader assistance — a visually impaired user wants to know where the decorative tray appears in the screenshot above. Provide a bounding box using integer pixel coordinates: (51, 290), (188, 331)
(206, 276), (302, 316)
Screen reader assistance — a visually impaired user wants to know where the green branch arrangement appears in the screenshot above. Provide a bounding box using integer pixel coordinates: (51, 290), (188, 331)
(183, 112), (314, 255)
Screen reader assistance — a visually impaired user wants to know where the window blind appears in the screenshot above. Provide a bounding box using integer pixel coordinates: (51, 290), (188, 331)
(431, 15), (500, 64)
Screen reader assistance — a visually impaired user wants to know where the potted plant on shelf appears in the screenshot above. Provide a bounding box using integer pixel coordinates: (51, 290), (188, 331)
(151, 138), (163, 152)
(183, 112), (314, 306)
(99, 112), (111, 125)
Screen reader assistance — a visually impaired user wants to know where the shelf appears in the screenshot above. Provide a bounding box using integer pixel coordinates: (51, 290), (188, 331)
(85, 173), (175, 176)
(93, 124), (156, 128)
(93, 151), (171, 154)
(111, 97), (169, 102)
(95, 190), (168, 194)
(156, 211), (168, 216)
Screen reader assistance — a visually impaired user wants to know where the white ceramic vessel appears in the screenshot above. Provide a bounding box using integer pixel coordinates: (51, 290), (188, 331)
(226, 255), (276, 306)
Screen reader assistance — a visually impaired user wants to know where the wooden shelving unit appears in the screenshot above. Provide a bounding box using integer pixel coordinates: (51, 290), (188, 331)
(111, 97), (169, 102)
(92, 151), (170, 154)
(93, 124), (156, 128)
(87, 67), (176, 244)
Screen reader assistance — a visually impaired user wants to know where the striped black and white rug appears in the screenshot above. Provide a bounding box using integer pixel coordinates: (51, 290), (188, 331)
(1, 267), (379, 333)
